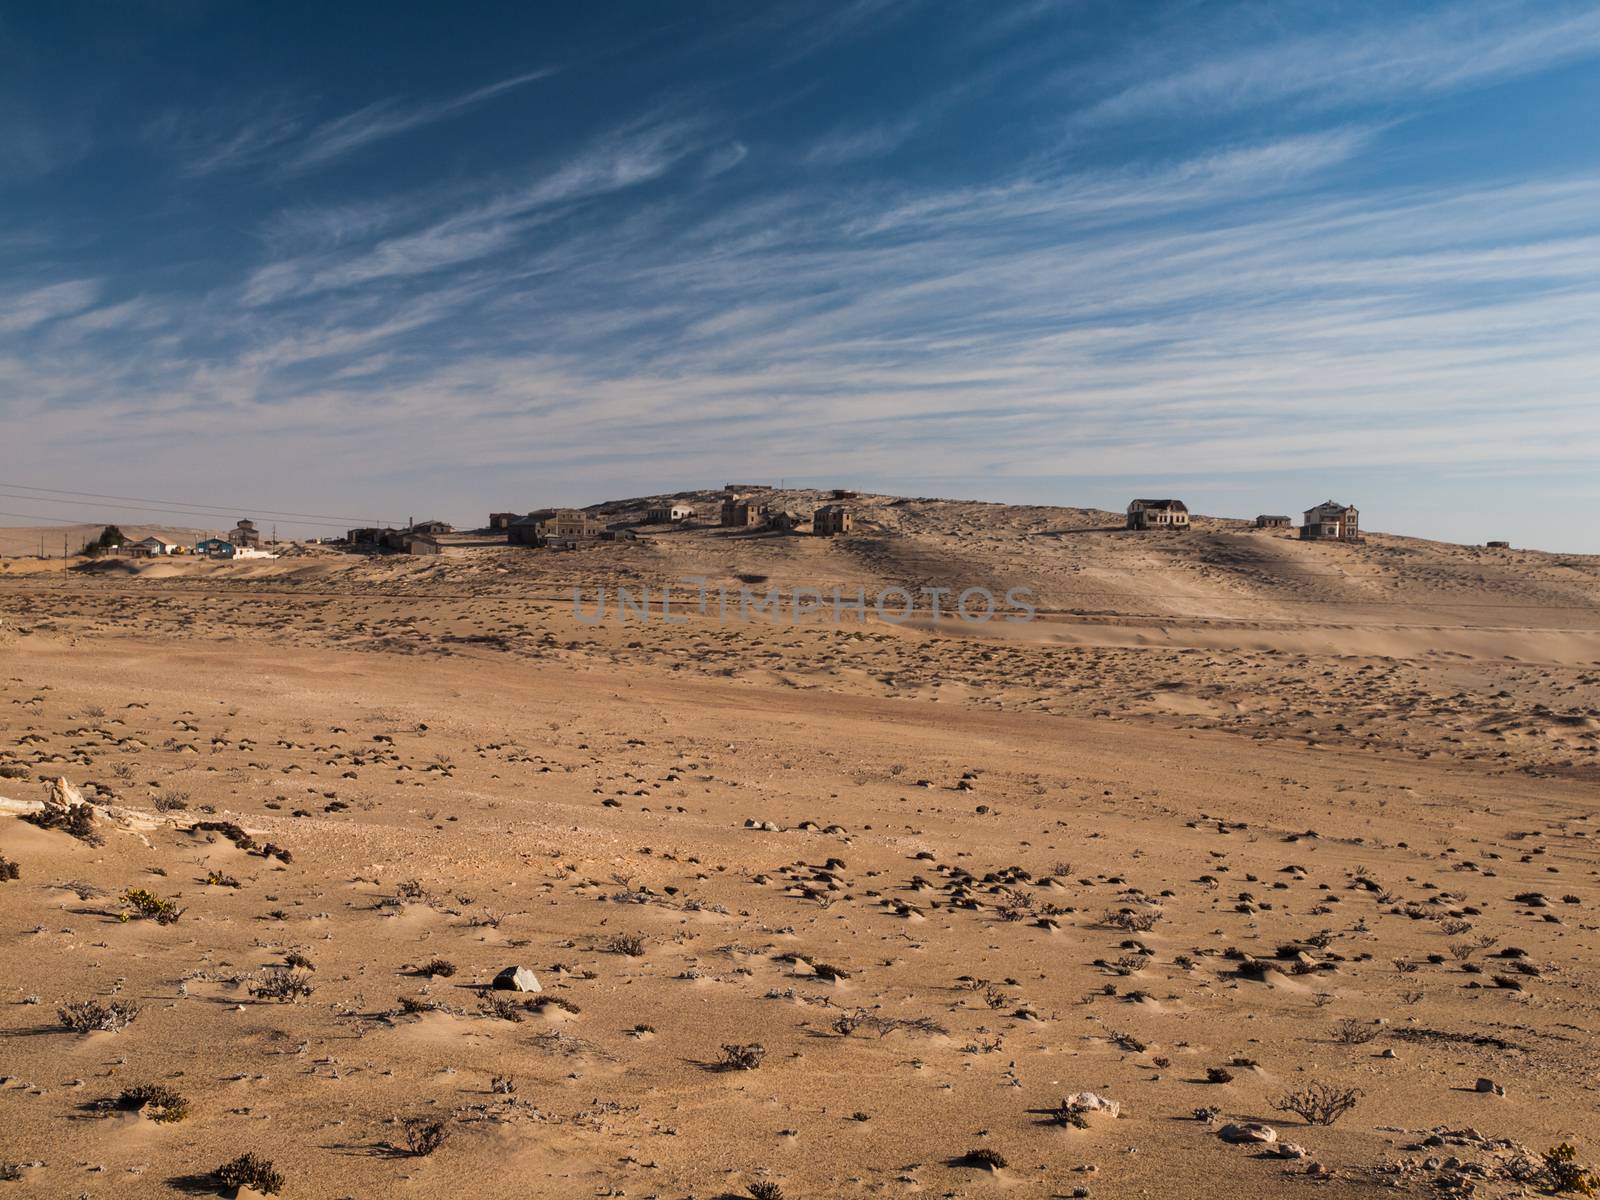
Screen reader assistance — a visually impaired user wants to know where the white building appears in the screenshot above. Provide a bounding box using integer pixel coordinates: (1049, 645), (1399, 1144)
(1300, 501), (1360, 542)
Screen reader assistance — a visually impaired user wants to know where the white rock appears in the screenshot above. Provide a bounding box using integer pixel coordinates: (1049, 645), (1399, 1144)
(1219, 1122), (1278, 1145)
(492, 966), (541, 993)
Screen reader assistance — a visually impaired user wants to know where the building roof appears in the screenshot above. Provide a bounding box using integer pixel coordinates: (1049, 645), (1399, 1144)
(1130, 498), (1188, 511)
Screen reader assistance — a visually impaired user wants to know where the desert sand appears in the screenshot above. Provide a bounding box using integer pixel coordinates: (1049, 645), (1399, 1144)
(2, 492), (1598, 1199)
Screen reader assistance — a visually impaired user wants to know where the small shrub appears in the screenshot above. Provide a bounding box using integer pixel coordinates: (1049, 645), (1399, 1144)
(284, 950), (315, 970)
(420, 957), (457, 977)
(23, 787), (100, 844)
(720, 1042), (766, 1071)
(0, 854), (18, 882)
(107, 1083), (189, 1123)
(491, 1074), (516, 1094)
(749, 1181), (785, 1199)
(249, 968), (314, 1002)
(960, 1147), (1008, 1169)
(121, 888), (183, 925)
(205, 870), (240, 888)
(480, 996), (523, 1022)
(215, 1152), (283, 1195)
(1206, 1066), (1235, 1084)
(402, 1116), (449, 1157)
(1101, 907), (1160, 932)
(606, 933), (646, 956)
(1050, 1098), (1092, 1128)
(399, 995), (437, 1014)
(1331, 1017), (1380, 1045)
(59, 999), (140, 1033)
(1273, 1081), (1362, 1126)
(1541, 1144), (1599, 1196)
(154, 790), (189, 812)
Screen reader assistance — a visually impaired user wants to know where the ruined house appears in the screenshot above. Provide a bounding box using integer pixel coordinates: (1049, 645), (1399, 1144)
(645, 503), (695, 523)
(1300, 500), (1361, 542)
(1125, 499), (1190, 531)
(1255, 514), (1291, 528)
(813, 505), (854, 536)
(720, 494), (766, 527)
(227, 518), (262, 548)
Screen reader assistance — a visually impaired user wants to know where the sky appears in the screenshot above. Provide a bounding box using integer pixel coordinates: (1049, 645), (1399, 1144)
(3, 1), (1600, 549)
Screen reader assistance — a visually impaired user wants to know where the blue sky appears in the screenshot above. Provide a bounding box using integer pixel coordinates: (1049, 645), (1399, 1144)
(3, 1), (1600, 549)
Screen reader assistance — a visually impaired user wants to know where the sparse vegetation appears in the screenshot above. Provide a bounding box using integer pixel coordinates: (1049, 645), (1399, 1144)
(22, 784), (100, 844)
(215, 1152), (284, 1195)
(402, 1116), (449, 1156)
(1273, 1081), (1362, 1126)
(58, 998), (140, 1033)
(1539, 1144), (1599, 1196)
(1101, 907), (1160, 932)
(249, 968), (314, 1002)
(959, 1148), (1008, 1169)
(720, 1042), (766, 1070)
(606, 933), (647, 956)
(748, 1181), (785, 1200)
(420, 957), (457, 977)
(121, 887), (183, 924)
(100, 1083), (189, 1123)
(1331, 1017), (1381, 1045)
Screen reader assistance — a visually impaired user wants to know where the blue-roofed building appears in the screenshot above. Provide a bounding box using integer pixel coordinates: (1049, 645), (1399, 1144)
(195, 538), (236, 558)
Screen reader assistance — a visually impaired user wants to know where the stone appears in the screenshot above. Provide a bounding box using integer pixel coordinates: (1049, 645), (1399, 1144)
(492, 966), (541, 993)
(1063, 1091), (1121, 1119)
(1474, 1078), (1505, 1096)
(1219, 1122), (1278, 1145)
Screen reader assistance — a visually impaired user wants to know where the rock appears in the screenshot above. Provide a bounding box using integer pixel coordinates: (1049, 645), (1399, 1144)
(492, 966), (540, 993)
(1220, 1123), (1278, 1145)
(1063, 1091), (1121, 1118)
(1380, 1048), (1398, 1058)
(1271, 1143), (1309, 1160)
(1474, 1078), (1505, 1096)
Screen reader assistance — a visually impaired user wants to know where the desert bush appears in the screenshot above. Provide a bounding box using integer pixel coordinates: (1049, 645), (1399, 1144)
(23, 787), (100, 844)
(1331, 1017), (1381, 1045)
(606, 933), (647, 956)
(249, 968), (314, 1002)
(205, 870), (240, 888)
(1206, 1066), (1235, 1084)
(1101, 907), (1160, 932)
(121, 888), (183, 925)
(215, 1152), (283, 1195)
(398, 996), (437, 1014)
(530, 994), (581, 1014)
(720, 1042), (766, 1070)
(104, 1083), (189, 1122)
(748, 1181), (784, 1199)
(1050, 1098), (1092, 1128)
(480, 996), (523, 1022)
(1540, 1144), (1599, 1196)
(0, 854), (18, 882)
(59, 999), (140, 1033)
(1273, 1081), (1362, 1126)
(960, 1148), (1008, 1169)
(153, 790), (189, 812)
(402, 1116), (449, 1157)
(284, 950), (315, 970)
(420, 957), (456, 977)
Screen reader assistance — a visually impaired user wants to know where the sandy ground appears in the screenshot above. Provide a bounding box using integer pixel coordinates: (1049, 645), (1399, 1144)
(2, 495), (1598, 1199)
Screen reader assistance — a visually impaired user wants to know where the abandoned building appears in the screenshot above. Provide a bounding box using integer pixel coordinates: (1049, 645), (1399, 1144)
(724, 482), (770, 492)
(399, 532), (443, 554)
(1255, 514), (1292, 528)
(126, 536), (178, 557)
(1486, 540), (1511, 549)
(813, 505), (854, 536)
(766, 510), (804, 532)
(227, 518), (261, 548)
(720, 495), (766, 527)
(194, 538), (236, 559)
(1126, 499), (1190, 531)
(1300, 500), (1361, 542)
(488, 512), (520, 531)
(409, 519), (453, 536)
(830, 488), (859, 500)
(645, 503), (695, 523)
(542, 509), (605, 545)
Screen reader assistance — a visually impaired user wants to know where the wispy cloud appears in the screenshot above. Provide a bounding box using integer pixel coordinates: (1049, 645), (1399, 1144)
(1076, 1), (1600, 125)
(288, 67), (557, 168)
(803, 116), (920, 165)
(0, 279), (100, 334)
(153, 67), (555, 177)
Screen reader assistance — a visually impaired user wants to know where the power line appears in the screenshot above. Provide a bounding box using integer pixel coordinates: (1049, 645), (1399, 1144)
(0, 480), (395, 525)
(0, 490), (358, 531)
